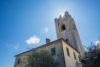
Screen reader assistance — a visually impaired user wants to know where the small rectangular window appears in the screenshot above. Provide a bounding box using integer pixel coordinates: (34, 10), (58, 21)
(17, 58), (21, 64)
(51, 47), (56, 55)
(73, 52), (76, 60)
(66, 48), (70, 56)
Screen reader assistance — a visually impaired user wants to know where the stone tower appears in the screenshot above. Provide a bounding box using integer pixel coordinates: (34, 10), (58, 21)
(55, 11), (85, 57)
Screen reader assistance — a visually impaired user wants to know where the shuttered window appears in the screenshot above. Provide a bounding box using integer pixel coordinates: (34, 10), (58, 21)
(66, 48), (70, 56)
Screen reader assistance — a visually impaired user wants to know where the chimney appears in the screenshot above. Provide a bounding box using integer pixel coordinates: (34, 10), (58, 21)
(46, 38), (50, 43)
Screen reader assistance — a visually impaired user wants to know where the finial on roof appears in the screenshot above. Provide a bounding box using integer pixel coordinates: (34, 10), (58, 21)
(46, 38), (50, 44)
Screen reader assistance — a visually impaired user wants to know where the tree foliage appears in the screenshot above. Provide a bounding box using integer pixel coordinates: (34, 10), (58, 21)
(25, 50), (58, 67)
(81, 45), (100, 67)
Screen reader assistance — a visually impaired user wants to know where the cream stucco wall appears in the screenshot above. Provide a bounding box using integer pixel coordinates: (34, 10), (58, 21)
(61, 40), (82, 67)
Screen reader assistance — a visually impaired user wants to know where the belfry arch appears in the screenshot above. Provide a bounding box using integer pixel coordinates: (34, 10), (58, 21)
(61, 24), (66, 31)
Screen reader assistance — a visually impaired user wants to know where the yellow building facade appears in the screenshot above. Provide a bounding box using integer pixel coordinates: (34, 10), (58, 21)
(62, 40), (82, 67)
(14, 39), (82, 67)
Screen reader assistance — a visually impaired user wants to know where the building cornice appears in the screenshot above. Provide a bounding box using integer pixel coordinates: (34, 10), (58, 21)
(15, 38), (79, 57)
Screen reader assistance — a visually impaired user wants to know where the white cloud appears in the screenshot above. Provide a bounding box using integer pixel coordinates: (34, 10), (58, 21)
(95, 40), (100, 46)
(26, 36), (40, 45)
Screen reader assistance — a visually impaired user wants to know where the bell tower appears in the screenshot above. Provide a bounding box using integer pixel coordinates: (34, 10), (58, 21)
(55, 11), (85, 57)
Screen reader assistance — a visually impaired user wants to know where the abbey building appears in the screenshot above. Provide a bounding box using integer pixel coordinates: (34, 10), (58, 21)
(14, 11), (85, 67)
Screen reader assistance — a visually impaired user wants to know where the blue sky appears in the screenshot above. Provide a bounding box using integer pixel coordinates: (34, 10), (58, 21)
(0, 0), (100, 67)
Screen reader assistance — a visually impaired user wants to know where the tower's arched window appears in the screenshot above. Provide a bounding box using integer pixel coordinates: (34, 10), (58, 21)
(61, 24), (66, 31)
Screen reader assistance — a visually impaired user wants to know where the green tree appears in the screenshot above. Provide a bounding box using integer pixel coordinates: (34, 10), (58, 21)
(25, 50), (58, 67)
(81, 44), (100, 67)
